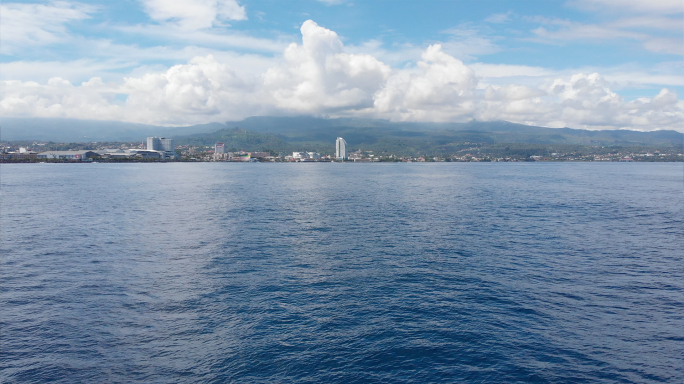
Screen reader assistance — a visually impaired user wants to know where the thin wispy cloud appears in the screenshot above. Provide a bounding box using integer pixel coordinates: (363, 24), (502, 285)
(567, 0), (684, 14)
(526, 14), (683, 55)
(0, 1), (96, 55)
(140, 0), (247, 30)
(485, 12), (512, 24)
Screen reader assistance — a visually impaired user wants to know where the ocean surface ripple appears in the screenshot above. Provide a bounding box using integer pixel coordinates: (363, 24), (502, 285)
(1, 163), (682, 383)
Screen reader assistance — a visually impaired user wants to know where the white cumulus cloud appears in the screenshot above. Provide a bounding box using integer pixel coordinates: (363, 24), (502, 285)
(121, 54), (265, 124)
(1, 20), (682, 132)
(0, 77), (121, 120)
(374, 44), (478, 121)
(262, 20), (391, 113)
(478, 73), (684, 130)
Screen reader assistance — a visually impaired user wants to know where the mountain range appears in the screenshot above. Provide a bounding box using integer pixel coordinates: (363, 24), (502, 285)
(2, 116), (682, 155)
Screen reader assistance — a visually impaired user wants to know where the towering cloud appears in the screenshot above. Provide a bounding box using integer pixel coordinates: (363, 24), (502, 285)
(1, 20), (682, 131)
(374, 44), (478, 121)
(122, 55), (260, 125)
(263, 20), (391, 113)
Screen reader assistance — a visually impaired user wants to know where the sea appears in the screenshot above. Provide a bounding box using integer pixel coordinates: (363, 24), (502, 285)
(1, 162), (682, 383)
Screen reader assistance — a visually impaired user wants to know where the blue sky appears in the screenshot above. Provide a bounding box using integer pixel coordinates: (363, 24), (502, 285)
(1, 0), (682, 130)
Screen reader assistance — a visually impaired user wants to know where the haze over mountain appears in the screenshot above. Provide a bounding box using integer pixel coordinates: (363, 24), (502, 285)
(3, 116), (681, 155)
(0, 117), (224, 142)
(223, 116), (683, 146)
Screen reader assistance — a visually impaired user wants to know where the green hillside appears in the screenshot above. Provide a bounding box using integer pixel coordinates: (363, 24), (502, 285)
(173, 117), (683, 156)
(176, 128), (288, 153)
(3, 116), (682, 157)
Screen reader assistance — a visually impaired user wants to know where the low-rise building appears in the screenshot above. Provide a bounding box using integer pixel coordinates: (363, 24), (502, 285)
(94, 149), (161, 160)
(37, 150), (99, 161)
(1, 151), (39, 160)
(249, 152), (271, 159)
(129, 150), (161, 159)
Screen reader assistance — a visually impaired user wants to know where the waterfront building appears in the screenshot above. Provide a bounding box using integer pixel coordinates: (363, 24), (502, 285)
(160, 138), (173, 153)
(137, 151), (162, 160)
(37, 150), (99, 161)
(249, 152), (270, 159)
(146, 137), (175, 159)
(336, 137), (347, 160)
(94, 149), (161, 160)
(95, 149), (134, 159)
(147, 137), (161, 151)
(237, 152), (252, 161)
(1, 151), (38, 160)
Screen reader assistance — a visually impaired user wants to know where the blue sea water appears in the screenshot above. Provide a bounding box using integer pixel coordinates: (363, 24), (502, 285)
(1, 162), (682, 383)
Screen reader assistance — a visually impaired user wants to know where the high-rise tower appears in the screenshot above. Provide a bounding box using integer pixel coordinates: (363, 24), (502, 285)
(160, 138), (173, 153)
(147, 137), (161, 151)
(215, 143), (226, 154)
(146, 137), (175, 159)
(336, 137), (347, 160)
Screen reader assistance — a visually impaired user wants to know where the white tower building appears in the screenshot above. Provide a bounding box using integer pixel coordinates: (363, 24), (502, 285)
(336, 137), (347, 160)
(147, 137), (174, 159)
(147, 137), (161, 151)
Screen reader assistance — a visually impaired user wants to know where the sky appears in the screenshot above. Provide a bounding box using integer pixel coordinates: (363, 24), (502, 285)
(1, 0), (683, 131)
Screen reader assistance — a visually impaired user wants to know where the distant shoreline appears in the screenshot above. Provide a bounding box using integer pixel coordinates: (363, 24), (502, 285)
(2, 159), (681, 164)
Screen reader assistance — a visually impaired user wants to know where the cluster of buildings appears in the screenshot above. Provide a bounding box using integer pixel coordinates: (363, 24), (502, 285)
(0, 147), (40, 160)
(11, 134), (672, 163)
(212, 143), (271, 161)
(285, 137), (347, 162)
(209, 137), (350, 162)
(290, 152), (322, 161)
(1, 137), (176, 161)
(2, 136), (350, 162)
(283, 137), (347, 162)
